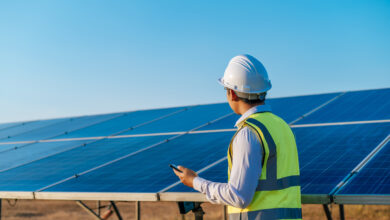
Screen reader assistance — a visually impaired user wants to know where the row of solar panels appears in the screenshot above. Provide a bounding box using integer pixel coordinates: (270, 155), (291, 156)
(0, 88), (389, 204)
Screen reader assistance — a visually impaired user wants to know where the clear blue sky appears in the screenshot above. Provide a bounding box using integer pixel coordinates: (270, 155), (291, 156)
(0, 0), (389, 123)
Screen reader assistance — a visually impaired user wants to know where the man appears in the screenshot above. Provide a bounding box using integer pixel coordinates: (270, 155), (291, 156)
(173, 54), (302, 220)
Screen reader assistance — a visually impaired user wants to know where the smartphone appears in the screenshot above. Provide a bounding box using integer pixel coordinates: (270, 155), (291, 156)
(169, 164), (183, 173)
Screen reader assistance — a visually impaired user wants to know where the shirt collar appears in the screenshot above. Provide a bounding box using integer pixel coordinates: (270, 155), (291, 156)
(235, 104), (272, 128)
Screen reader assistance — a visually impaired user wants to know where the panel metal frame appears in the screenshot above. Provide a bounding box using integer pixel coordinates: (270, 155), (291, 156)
(35, 192), (158, 201)
(334, 195), (390, 205)
(0, 191), (34, 199)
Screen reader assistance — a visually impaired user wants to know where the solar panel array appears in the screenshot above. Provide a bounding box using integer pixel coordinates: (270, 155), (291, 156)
(0, 88), (389, 205)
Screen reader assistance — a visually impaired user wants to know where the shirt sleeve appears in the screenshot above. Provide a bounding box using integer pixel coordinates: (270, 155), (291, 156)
(193, 126), (263, 208)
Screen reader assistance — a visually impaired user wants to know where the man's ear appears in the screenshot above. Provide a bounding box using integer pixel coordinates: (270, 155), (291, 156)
(230, 90), (239, 101)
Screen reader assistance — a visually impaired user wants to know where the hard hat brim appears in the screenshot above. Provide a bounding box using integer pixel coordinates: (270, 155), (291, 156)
(218, 78), (271, 94)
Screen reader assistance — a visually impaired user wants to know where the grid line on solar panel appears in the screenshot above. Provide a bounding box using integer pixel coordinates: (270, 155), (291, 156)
(0, 107), (190, 174)
(35, 112), (235, 192)
(296, 88), (390, 124)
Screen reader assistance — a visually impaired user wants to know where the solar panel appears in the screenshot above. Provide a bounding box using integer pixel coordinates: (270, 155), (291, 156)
(52, 107), (185, 139)
(0, 135), (172, 191)
(0, 88), (388, 207)
(2, 113), (121, 142)
(41, 132), (235, 193)
(334, 141), (390, 204)
(165, 123), (390, 197)
(295, 123), (390, 195)
(197, 92), (341, 131)
(119, 103), (232, 135)
(0, 118), (67, 141)
(0, 122), (20, 131)
(0, 140), (87, 172)
(296, 88), (390, 124)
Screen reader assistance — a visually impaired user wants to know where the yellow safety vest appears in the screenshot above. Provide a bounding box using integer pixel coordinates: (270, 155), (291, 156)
(227, 112), (302, 220)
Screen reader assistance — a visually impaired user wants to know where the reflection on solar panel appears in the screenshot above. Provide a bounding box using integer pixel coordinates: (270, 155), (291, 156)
(0, 88), (388, 209)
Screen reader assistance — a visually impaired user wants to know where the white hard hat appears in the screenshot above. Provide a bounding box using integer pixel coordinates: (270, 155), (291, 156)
(218, 54), (272, 98)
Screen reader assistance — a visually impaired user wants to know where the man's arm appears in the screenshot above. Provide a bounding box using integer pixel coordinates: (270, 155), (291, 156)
(174, 127), (263, 208)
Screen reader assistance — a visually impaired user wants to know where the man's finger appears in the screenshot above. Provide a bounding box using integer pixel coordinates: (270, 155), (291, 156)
(173, 168), (183, 177)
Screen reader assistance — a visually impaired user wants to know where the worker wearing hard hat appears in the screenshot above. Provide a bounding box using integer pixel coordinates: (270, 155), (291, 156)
(173, 54), (302, 220)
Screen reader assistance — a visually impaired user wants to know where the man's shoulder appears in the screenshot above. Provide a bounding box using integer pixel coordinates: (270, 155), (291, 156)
(234, 125), (262, 146)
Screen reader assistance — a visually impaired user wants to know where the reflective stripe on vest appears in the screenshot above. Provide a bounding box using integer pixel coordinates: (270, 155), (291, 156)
(229, 208), (302, 220)
(227, 112), (302, 219)
(246, 118), (300, 191)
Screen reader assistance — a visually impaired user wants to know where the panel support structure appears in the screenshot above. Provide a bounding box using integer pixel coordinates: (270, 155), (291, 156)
(135, 201), (140, 220)
(110, 201), (123, 220)
(76, 200), (103, 220)
(322, 204), (333, 220)
(339, 204), (345, 220)
(193, 202), (204, 220)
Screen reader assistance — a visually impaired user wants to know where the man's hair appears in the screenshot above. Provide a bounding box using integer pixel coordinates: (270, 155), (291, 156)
(227, 88), (266, 105)
(238, 97), (265, 105)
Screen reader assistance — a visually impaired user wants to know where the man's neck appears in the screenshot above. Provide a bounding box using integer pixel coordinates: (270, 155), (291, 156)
(237, 102), (264, 115)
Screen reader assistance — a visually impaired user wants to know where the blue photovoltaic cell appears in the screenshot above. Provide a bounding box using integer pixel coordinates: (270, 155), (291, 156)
(296, 88), (390, 124)
(43, 132), (235, 192)
(2, 113), (120, 142)
(0, 140), (87, 171)
(337, 142), (390, 195)
(119, 103), (232, 135)
(52, 107), (184, 139)
(296, 123), (390, 195)
(197, 93), (340, 130)
(168, 159), (228, 192)
(0, 135), (172, 191)
(0, 119), (67, 141)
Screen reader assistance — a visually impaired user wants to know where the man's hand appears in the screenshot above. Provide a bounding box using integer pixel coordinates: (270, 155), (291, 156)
(172, 166), (198, 188)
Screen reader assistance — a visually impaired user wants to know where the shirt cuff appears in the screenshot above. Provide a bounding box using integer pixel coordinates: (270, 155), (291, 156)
(193, 177), (207, 193)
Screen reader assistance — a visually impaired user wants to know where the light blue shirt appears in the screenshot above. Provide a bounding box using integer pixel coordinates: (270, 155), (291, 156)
(193, 104), (271, 208)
